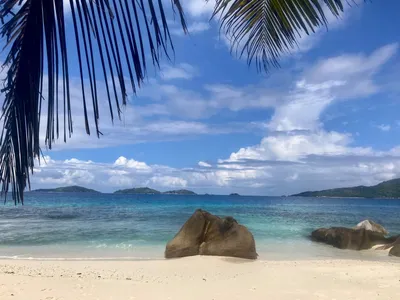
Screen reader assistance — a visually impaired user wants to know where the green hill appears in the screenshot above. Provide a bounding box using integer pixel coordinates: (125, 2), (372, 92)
(163, 189), (197, 195)
(114, 187), (161, 194)
(32, 185), (100, 193)
(292, 178), (400, 198)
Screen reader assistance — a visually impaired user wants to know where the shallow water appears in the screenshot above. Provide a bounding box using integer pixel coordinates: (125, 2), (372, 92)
(0, 193), (399, 261)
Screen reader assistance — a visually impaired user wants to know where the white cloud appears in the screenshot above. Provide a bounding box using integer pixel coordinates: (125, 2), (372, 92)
(198, 161), (212, 168)
(37, 169), (95, 186)
(64, 158), (93, 164)
(187, 21), (211, 34)
(160, 63), (198, 80)
(147, 176), (187, 188)
(145, 121), (209, 135)
(108, 174), (136, 188)
(267, 80), (345, 132)
(137, 79), (280, 120)
(185, 0), (215, 17)
(171, 21), (210, 36)
(376, 124), (391, 132)
(267, 44), (398, 132)
(114, 156), (152, 172)
(306, 43), (399, 84)
(225, 131), (373, 162)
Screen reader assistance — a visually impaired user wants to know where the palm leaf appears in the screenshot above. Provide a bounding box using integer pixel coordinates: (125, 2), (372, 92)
(212, 0), (363, 71)
(0, 0), (187, 204)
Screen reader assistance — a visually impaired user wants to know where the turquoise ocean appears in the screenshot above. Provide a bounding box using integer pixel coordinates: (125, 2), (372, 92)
(0, 193), (399, 261)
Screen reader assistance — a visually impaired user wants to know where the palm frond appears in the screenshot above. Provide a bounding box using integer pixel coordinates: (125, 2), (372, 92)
(0, 0), (187, 204)
(212, 0), (363, 72)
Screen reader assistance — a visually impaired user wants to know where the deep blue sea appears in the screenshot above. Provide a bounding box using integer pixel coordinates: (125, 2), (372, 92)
(0, 193), (399, 261)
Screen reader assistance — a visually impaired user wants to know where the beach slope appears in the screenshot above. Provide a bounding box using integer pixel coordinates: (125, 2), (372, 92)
(1, 257), (399, 300)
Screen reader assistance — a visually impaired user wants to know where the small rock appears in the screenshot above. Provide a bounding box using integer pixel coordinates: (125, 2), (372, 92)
(202, 278), (206, 281)
(126, 278), (132, 281)
(76, 273), (82, 276)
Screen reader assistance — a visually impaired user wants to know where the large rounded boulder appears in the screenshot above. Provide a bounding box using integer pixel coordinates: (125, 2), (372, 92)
(354, 220), (388, 235)
(311, 227), (395, 250)
(165, 209), (257, 259)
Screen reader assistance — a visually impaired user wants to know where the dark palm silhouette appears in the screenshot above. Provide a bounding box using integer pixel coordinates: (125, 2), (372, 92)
(0, 0), (355, 203)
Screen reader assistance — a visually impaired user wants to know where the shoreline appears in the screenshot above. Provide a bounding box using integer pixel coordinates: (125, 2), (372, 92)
(1, 256), (399, 300)
(1, 238), (398, 261)
(0, 249), (400, 264)
(0, 241), (398, 262)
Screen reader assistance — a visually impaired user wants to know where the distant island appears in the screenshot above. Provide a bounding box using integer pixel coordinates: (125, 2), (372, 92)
(114, 187), (161, 194)
(32, 185), (100, 193)
(113, 187), (197, 195)
(163, 189), (197, 195)
(31, 185), (199, 195)
(292, 178), (400, 198)
(230, 193), (240, 196)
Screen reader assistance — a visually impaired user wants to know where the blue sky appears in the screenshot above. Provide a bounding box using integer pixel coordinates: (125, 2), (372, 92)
(21, 0), (400, 195)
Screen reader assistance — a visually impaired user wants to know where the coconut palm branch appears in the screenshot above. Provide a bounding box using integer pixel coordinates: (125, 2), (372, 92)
(212, 0), (362, 71)
(0, 0), (187, 203)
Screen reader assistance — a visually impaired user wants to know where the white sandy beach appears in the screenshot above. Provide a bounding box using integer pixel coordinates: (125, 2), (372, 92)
(1, 256), (399, 300)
